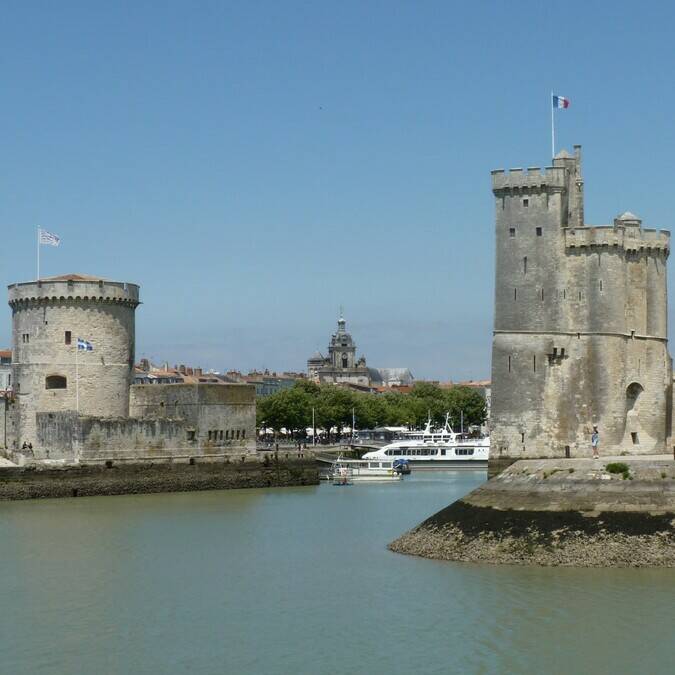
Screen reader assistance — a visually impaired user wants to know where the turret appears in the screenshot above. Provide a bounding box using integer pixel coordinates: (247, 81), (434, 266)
(8, 274), (140, 454)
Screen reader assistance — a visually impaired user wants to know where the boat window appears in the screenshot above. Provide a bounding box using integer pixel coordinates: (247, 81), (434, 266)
(456, 448), (475, 456)
(441, 449), (446, 456)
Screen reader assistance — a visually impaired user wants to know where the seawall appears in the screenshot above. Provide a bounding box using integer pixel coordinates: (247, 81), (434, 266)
(0, 456), (319, 501)
(390, 457), (675, 567)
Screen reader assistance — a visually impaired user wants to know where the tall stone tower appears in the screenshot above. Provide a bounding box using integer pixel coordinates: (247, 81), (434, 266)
(9, 274), (140, 451)
(490, 147), (671, 462)
(329, 315), (357, 369)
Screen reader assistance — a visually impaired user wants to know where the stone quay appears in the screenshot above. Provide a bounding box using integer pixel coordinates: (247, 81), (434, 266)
(0, 452), (319, 501)
(389, 456), (675, 567)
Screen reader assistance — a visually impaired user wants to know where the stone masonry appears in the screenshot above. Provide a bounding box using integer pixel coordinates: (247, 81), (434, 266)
(490, 147), (672, 463)
(9, 275), (139, 449)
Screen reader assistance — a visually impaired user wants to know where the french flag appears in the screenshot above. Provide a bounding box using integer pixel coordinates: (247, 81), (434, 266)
(552, 95), (570, 109)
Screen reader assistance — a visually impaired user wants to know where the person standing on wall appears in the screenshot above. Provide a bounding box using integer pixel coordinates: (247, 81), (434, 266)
(591, 425), (600, 460)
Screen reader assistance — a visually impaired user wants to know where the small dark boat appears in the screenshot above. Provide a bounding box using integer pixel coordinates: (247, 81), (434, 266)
(393, 459), (411, 475)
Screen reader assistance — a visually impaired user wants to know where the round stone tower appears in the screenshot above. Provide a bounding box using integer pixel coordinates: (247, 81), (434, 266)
(8, 274), (140, 453)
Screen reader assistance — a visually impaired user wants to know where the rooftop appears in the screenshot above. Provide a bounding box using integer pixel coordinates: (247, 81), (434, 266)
(40, 273), (109, 282)
(616, 211), (641, 222)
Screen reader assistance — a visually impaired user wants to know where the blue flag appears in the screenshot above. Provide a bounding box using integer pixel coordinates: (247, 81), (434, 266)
(77, 338), (93, 351)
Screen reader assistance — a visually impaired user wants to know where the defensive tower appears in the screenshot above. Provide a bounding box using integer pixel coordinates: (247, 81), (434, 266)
(8, 274), (140, 453)
(491, 147), (671, 461)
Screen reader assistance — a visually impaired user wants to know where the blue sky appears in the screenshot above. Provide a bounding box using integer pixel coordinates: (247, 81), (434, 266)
(2, 1), (675, 379)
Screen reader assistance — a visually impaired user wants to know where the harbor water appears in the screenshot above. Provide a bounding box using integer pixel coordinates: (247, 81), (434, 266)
(1, 471), (673, 674)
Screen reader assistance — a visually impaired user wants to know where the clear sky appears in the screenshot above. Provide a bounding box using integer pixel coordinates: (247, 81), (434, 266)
(2, 1), (675, 380)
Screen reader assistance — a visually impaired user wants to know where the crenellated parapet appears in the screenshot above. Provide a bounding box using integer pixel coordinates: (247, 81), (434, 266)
(8, 276), (140, 310)
(564, 225), (670, 256)
(491, 166), (567, 194)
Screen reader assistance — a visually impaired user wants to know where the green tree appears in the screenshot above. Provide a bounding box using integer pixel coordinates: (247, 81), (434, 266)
(293, 379), (321, 397)
(256, 386), (312, 437)
(353, 391), (387, 429)
(442, 386), (487, 429)
(316, 386), (355, 440)
(408, 382), (447, 425)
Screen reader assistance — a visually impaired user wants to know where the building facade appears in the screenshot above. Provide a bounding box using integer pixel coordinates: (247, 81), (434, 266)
(308, 316), (414, 388)
(490, 146), (671, 460)
(307, 316), (371, 386)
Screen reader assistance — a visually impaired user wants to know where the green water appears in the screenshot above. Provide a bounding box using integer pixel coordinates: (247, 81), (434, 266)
(1, 471), (673, 675)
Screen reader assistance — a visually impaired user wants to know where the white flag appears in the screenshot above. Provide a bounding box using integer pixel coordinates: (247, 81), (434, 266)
(39, 229), (61, 247)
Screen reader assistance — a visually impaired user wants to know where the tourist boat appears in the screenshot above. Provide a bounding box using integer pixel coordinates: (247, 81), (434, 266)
(362, 414), (489, 469)
(329, 456), (402, 484)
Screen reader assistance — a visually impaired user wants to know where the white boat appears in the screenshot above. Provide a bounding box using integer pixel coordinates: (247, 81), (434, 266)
(362, 414), (489, 470)
(329, 456), (402, 484)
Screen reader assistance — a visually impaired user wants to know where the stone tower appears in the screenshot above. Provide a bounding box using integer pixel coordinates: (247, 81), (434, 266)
(490, 147), (671, 462)
(9, 274), (140, 452)
(328, 315), (357, 369)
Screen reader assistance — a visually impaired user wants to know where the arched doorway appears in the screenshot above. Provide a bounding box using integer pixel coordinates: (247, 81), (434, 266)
(626, 382), (643, 411)
(625, 382), (644, 446)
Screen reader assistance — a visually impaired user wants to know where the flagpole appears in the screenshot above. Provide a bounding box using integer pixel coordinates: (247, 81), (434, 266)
(75, 344), (79, 414)
(550, 91), (555, 160)
(36, 228), (40, 281)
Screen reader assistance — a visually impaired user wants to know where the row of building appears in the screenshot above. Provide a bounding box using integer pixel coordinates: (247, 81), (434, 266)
(133, 361), (303, 397)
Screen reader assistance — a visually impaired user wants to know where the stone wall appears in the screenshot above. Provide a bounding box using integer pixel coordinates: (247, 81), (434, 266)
(0, 456), (319, 501)
(129, 383), (256, 452)
(34, 391), (256, 463)
(36, 412), (192, 461)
